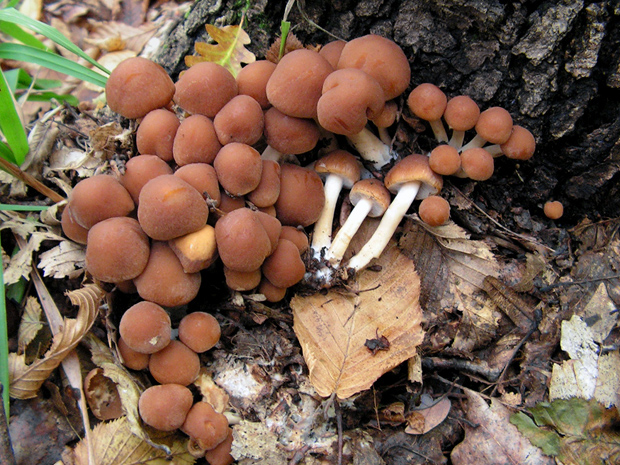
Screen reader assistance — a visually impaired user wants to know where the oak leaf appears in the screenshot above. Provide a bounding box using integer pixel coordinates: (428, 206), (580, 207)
(292, 239), (424, 399)
(185, 22), (256, 77)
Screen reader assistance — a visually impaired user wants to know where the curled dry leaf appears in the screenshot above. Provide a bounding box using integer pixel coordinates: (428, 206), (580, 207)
(292, 239), (424, 399)
(68, 417), (195, 465)
(400, 218), (500, 353)
(17, 296), (44, 353)
(84, 368), (124, 421)
(9, 284), (103, 399)
(38, 240), (86, 280)
(405, 394), (452, 435)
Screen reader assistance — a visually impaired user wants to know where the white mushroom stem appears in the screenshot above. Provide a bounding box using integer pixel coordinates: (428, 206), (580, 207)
(483, 144), (504, 157)
(448, 130), (466, 150)
(346, 181), (420, 272)
(460, 134), (487, 151)
(429, 120), (449, 143)
(326, 198), (373, 265)
(346, 127), (395, 170)
(311, 174), (345, 257)
(261, 145), (284, 161)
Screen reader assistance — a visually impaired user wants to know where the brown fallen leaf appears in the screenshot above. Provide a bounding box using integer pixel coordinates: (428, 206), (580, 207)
(405, 394), (451, 435)
(17, 296), (44, 353)
(292, 239), (424, 399)
(84, 367), (124, 421)
(451, 389), (554, 465)
(9, 284), (103, 399)
(400, 218), (500, 353)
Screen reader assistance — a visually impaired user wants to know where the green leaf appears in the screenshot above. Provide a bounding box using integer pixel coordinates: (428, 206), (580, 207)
(5, 68), (62, 90)
(0, 8), (109, 75)
(510, 411), (561, 456)
(529, 398), (590, 437)
(0, 69), (28, 165)
(22, 91), (79, 106)
(279, 21), (290, 61)
(0, 20), (47, 50)
(0, 251), (10, 416)
(0, 43), (108, 88)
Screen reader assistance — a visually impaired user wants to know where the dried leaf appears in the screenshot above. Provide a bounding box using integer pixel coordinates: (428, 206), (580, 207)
(511, 398), (620, 465)
(8, 284), (103, 399)
(38, 240), (86, 280)
(185, 21), (256, 77)
(451, 389), (554, 465)
(400, 219), (500, 353)
(292, 240), (424, 399)
(194, 370), (230, 414)
(69, 417), (195, 465)
(17, 296), (43, 353)
(405, 394), (451, 435)
(84, 367), (123, 420)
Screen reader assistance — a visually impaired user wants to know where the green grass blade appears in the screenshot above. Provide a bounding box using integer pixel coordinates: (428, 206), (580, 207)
(22, 92), (79, 106)
(5, 68), (63, 91)
(0, 43), (108, 88)
(0, 19), (47, 50)
(0, 70), (28, 165)
(0, 252), (10, 416)
(0, 204), (49, 211)
(0, 142), (14, 163)
(0, 8), (110, 76)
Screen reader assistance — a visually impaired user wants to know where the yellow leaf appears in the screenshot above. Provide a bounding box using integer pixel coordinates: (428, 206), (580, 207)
(292, 239), (424, 399)
(185, 20), (256, 77)
(8, 284), (103, 399)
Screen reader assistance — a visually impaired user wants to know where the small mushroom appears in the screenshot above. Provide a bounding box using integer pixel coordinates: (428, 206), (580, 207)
(168, 224), (219, 273)
(262, 239), (306, 289)
(443, 95), (480, 149)
(347, 154), (442, 272)
(311, 150), (361, 256)
(61, 205), (89, 245)
(257, 277), (287, 303)
(178, 312), (221, 353)
(319, 40), (346, 68)
(149, 340), (201, 386)
(121, 155), (174, 204)
(544, 200), (563, 220)
(497, 125), (536, 160)
(407, 83), (448, 143)
(204, 427), (234, 465)
(418, 195), (450, 226)
(213, 94), (264, 145)
(181, 401), (230, 452)
(136, 109), (180, 162)
(279, 226), (309, 254)
(262, 107), (320, 162)
(119, 301), (171, 354)
(428, 144), (461, 176)
(173, 114), (222, 166)
(139, 384), (193, 431)
(69, 175), (134, 229)
(105, 57), (175, 119)
(327, 178), (391, 265)
(223, 267), (262, 291)
(461, 106), (513, 150)
(274, 163), (325, 227)
(117, 337), (150, 370)
(174, 163), (221, 208)
(213, 143), (263, 196)
(236, 60), (276, 109)
(459, 147), (495, 181)
(247, 159), (281, 208)
(174, 62), (238, 117)
(86, 216), (150, 283)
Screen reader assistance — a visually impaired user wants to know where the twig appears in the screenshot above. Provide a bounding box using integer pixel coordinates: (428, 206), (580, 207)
(538, 274), (620, 292)
(0, 157), (64, 203)
(334, 398), (343, 465)
(0, 384), (16, 465)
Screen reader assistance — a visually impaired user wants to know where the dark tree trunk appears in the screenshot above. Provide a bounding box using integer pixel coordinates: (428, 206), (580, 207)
(155, 0), (620, 224)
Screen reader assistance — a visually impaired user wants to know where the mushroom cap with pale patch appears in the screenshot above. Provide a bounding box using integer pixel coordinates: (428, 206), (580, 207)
(314, 150), (361, 189)
(384, 154), (443, 199)
(349, 179), (391, 217)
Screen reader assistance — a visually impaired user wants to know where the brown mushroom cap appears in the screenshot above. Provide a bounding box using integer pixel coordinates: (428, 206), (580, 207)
(70, 175), (134, 229)
(475, 106), (513, 144)
(213, 143), (263, 196)
(279, 226), (309, 254)
(418, 195), (450, 226)
(173, 114), (222, 166)
(384, 154), (443, 199)
(500, 125), (536, 160)
(216, 191), (245, 218)
(371, 100), (398, 128)
(138, 175), (208, 241)
(349, 179), (391, 217)
(407, 83), (447, 122)
(61, 205), (89, 244)
(204, 427), (234, 465)
(168, 224), (218, 273)
(319, 40), (347, 68)
(149, 340), (201, 386)
(460, 147), (495, 181)
(263, 108), (320, 155)
(236, 60), (277, 109)
(119, 301), (171, 354)
(254, 210), (282, 254)
(105, 57), (175, 119)
(214, 208), (272, 272)
(134, 241), (202, 307)
(317, 68), (385, 136)
(314, 150), (361, 189)
(174, 62), (238, 117)
(86, 217), (150, 283)
(121, 155), (174, 204)
(266, 48), (333, 118)
(262, 238), (306, 289)
(337, 34), (411, 101)
(544, 200), (563, 220)
(214, 95), (264, 145)
(247, 159), (281, 208)
(443, 95), (480, 131)
(181, 401), (230, 451)
(428, 144), (462, 176)
(258, 277), (287, 302)
(139, 384), (194, 431)
(117, 337), (150, 370)
(275, 163), (326, 227)
(223, 266), (262, 291)
(178, 312), (221, 353)
(136, 109), (180, 162)
(174, 163), (221, 207)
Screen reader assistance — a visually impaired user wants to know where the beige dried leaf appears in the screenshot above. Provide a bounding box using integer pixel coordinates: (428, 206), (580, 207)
(292, 240), (424, 399)
(194, 370), (230, 414)
(84, 20), (158, 53)
(70, 417), (195, 465)
(405, 395), (451, 434)
(17, 296), (44, 353)
(9, 284), (103, 399)
(400, 219), (500, 352)
(38, 240), (86, 280)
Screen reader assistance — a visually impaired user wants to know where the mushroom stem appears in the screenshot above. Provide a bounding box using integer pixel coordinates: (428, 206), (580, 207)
(346, 181), (421, 272)
(460, 134), (487, 151)
(448, 130), (466, 150)
(261, 145), (284, 162)
(483, 144), (504, 157)
(326, 198), (373, 265)
(429, 120), (449, 143)
(346, 127), (395, 169)
(311, 174), (345, 256)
